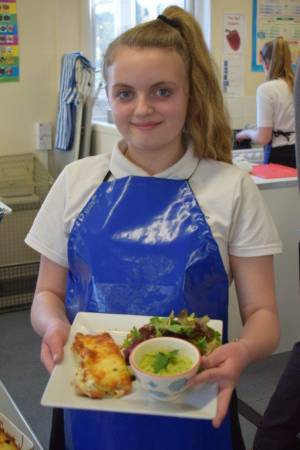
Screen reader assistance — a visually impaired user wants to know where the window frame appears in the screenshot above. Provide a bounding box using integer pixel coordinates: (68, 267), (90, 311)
(86, 0), (211, 65)
(82, 0), (212, 123)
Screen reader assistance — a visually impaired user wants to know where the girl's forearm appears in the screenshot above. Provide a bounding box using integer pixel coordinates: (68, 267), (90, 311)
(239, 308), (280, 364)
(245, 129), (259, 142)
(30, 290), (69, 338)
(237, 127), (272, 145)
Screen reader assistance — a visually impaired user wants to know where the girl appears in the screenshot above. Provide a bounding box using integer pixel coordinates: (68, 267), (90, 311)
(237, 37), (295, 167)
(26, 6), (281, 450)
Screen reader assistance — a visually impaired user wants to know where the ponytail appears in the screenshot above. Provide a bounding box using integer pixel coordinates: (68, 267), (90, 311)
(261, 37), (294, 92)
(103, 6), (232, 163)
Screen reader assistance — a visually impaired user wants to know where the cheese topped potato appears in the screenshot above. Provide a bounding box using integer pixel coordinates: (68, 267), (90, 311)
(0, 426), (20, 450)
(71, 332), (132, 399)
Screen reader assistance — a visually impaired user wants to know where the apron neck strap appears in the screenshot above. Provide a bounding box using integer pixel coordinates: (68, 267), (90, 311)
(102, 159), (201, 183)
(103, 171), (112, 182)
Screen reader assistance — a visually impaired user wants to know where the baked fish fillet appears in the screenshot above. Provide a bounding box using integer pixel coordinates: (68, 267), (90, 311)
(72, 332), (132, 398)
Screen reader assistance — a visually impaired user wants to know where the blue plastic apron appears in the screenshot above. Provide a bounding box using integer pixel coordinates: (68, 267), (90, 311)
(64, 175), (232, 450)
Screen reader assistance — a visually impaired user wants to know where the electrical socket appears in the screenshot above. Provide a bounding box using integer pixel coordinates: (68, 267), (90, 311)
(35, 122), (52, 150)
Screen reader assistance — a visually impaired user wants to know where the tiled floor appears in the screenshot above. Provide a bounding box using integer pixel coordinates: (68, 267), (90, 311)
(0, 309), (290, 450)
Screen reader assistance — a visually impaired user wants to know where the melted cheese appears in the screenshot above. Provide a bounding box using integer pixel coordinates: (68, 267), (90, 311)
(0, 428), (19, 450)
(71, 332), (132, 399)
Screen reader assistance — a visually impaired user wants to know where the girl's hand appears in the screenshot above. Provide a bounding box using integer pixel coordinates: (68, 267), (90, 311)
(188, 341), (251, 428)
(235, 130), (248, 142)
(40, 319), (71, 373)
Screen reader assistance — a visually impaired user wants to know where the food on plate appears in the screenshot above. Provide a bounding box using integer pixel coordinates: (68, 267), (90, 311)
(122, 310), (221, 363)
(71, 331), (132, 399)
(129, 336), (201, 401)
(0, 424), (20, 450)
(139, 349), (193, 375)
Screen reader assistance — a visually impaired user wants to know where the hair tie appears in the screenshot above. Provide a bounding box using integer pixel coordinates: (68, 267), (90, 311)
(157, 14), (180, 30)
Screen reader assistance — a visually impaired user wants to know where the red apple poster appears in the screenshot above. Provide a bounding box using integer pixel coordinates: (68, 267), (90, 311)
(222, 14), (245, 96)
(0, 0), (19, 82)
(224, 14), (245, 55)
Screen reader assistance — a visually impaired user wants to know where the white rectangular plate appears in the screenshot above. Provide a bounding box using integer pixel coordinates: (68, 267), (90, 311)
(41, 312), (222, 420)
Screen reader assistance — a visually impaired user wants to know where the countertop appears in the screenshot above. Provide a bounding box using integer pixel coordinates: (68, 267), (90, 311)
(252, 174), (298, 189)
(233, 151), (298, 189)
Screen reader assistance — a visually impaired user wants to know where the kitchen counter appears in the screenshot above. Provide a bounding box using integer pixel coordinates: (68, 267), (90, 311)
(229, 172), (300, 353)
(252, 174), (298, 189)
(232, 148), (298, 189)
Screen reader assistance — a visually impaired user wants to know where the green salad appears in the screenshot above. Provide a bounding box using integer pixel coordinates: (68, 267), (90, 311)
(122, 310), (221, 363)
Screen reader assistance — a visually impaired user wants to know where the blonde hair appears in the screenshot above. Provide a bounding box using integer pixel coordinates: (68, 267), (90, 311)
(261, 36), (294, 92)
(103, 5), (232, 163)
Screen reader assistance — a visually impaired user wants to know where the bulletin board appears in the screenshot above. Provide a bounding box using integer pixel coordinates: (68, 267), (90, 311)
(0, 0), (19, 82)
(252, 0), (300, 72)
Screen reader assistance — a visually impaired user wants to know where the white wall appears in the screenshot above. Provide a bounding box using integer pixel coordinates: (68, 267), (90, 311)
(0, 1), (57, 158)
(0, 0), (266, 165)
(0, 0), (85, 172)
(92, 0), (267, 151)
(211, 0), (265, 128)
(92, 123), (121, 155)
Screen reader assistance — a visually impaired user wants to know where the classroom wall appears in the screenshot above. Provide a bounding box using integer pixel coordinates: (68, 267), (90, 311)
(0, 1), (275, 164)
(0, 0), (82, 165)
(92, 0), (267, 153)
(211, 0), (265, 129)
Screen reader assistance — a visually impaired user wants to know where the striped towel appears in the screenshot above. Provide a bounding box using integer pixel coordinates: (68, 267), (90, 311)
(55, 52), (94, 151)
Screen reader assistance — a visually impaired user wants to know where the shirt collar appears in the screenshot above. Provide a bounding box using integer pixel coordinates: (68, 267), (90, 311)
(109, 139), (199, 179)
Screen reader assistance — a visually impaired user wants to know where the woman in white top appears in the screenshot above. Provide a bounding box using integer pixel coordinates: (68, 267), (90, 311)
(26, 6), (281, 450)
(237, 37), (295, 167)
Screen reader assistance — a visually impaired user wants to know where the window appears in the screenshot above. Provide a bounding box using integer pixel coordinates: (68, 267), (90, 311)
(90, 0), (210, 122)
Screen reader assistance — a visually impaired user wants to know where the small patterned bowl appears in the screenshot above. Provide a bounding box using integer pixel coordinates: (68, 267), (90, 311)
(129, 337), (201, 401)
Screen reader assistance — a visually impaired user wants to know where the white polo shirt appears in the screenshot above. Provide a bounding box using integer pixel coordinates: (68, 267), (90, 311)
(25, 141), (282, 281)
(257, 78), (295, 147)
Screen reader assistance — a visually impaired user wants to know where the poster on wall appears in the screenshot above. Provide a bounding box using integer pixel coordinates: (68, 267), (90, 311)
(0, 0), (19, 82)
(252, 0), (300, 72)
(221, 55), (245, 96)
(224, 14), (246, 55)
(222, 14), (246, 96)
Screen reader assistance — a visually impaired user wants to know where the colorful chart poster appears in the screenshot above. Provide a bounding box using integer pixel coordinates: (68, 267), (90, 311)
(252, 0), (300, 72)
(0, 0), (19, 82)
